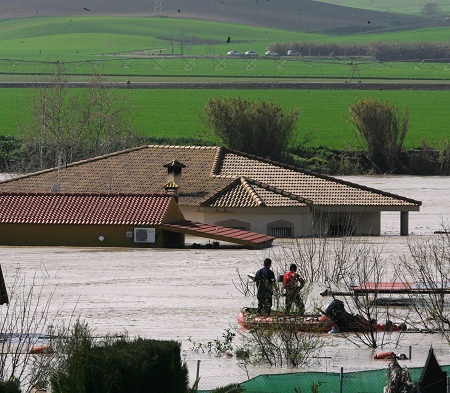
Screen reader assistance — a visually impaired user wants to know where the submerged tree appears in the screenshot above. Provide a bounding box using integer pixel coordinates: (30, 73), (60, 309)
(321, 241), (406, 349)
(201, 97), (299, 161)
(261, 236), (406, 349)
(231, 259), (325, 368)
(17, 64), (137, 172)
(350, 98), (409, 174)
(0, 267), (60, 393)
(398, 227), (450, 343)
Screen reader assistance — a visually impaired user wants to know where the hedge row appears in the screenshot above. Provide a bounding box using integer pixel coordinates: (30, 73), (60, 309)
(270, 41), (450, 61)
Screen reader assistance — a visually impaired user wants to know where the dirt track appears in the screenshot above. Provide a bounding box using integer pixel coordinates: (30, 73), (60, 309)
(1, 81), (449, 90)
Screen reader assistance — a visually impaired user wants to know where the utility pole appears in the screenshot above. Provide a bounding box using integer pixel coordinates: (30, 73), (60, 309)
(154, 0), (165, 16)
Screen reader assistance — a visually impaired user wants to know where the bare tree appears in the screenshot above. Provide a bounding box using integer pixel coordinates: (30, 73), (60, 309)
(322, 243), (402, 349)
(236, 326), (324, 368)
(232, 264), (325, 368)
(422, 2), (440, 16)
(17, 64), (73, 171)
(0, 267), (61, 393)
(398, 227), (450, 342)
(17, 65), (136, 172)
(272, 237), (406, 349)
(275, 236), (356, 285)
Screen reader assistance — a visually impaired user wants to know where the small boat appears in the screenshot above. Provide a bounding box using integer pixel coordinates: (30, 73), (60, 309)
(237, 307), (337, 333)
(238, 301), (407, 333)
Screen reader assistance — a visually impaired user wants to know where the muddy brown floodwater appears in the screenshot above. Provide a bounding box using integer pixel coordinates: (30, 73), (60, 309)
(1, 175), (450, 390)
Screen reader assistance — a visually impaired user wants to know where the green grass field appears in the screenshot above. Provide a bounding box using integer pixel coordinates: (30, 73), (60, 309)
(3, 88), (449, 150)
(1, 17), (450, 63)
(2, 57), (450, 81)
(1, 16), (449, 152)
(1, 17), (450, 82)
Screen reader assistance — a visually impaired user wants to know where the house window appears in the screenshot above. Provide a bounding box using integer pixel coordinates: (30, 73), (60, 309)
(270, 227), (292, 238)
(267, 220), (294, 238)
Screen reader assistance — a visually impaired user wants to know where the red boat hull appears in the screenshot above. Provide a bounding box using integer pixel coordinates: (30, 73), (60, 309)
(237, 307), (337, 333)
(237, 307), (406, 333)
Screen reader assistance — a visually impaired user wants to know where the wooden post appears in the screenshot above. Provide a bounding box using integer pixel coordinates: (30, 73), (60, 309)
(400, 211), (409, 236)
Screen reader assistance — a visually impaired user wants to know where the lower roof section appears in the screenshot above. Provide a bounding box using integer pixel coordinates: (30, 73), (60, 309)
(162, 220), (275, 249)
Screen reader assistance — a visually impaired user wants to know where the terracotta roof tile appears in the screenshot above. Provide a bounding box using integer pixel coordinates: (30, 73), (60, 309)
(0, 145), (421, 209)
(217, 151), (421, 207)
(202, 177), (311, 208)
(0, 192), (175, 226)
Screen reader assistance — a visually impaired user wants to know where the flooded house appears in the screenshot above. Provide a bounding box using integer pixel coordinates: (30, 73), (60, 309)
(0, 191), (274, 248)
(0, 145), (421, 238)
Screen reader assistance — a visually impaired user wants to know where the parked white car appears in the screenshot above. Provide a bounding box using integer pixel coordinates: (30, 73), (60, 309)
(265, 50), (279, 57)
(227, 50), (241, 57)
(287, 49), (302, 56)
(245, 50), (259, 57)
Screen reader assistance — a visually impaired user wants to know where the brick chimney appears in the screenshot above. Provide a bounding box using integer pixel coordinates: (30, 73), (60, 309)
(163, 159), (186, 195)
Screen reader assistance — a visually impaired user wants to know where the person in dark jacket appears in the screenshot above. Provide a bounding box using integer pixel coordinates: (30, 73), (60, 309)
(254, 258), (276, 316)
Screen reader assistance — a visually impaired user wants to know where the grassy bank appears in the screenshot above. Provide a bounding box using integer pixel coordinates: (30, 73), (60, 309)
(3, 88), (449, 150)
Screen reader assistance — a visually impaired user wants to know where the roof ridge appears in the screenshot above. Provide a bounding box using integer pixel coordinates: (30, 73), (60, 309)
(247, 178), (314, 205)
(199, 178), (242, 207)
(0, 191), (174, 198)
(240, 178), (266, 207)
(0, 145), (152, 185)
(147, 145), (218, 150)
(211, 146), (225, 176)
(211, 174), (239, 179)
(0, 145), (220, 186)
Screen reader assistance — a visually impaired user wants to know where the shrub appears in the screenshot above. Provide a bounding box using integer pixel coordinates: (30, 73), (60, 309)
(0, 379), (21, 393)
(51, 321), (189, 393)
(201, 97), (299, 161)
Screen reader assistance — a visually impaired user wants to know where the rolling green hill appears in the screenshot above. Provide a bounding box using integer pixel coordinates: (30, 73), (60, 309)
(1, 17), (450, 65)
(314, 0), (450, 17)
(1, 0), (447, 34)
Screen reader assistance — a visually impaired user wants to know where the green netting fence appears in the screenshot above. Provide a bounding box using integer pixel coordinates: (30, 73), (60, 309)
(199, 365), (450, 393)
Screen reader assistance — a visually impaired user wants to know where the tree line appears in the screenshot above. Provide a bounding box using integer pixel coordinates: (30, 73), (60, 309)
(201, 96), (450, 175)
(269, 41), (450, 61)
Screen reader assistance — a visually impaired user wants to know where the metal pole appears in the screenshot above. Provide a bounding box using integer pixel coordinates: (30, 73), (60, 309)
(340, 367), (343, 393)
(409, 346), (412, 360)
(196, 360), (201, 383)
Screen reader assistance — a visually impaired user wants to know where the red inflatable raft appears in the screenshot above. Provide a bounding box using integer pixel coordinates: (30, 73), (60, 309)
(238, 307), (337, 332)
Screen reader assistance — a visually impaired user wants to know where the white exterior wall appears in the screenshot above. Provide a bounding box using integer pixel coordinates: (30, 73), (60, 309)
(182, 206), (382, 237)
(181, 207), (313, 237)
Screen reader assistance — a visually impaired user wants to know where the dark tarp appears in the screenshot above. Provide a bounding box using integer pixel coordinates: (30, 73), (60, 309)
(419, 347), (447, 393)
(0, 265), (8, 305)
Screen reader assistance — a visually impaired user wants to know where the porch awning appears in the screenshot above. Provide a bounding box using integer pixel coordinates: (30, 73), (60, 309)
(162, 220), (275, 249)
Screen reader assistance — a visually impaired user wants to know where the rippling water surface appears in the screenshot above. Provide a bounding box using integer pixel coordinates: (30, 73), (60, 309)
(2, 175), (450, 389)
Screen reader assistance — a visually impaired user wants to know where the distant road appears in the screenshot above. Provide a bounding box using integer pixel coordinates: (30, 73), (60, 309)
(0, 81), (450, 90)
